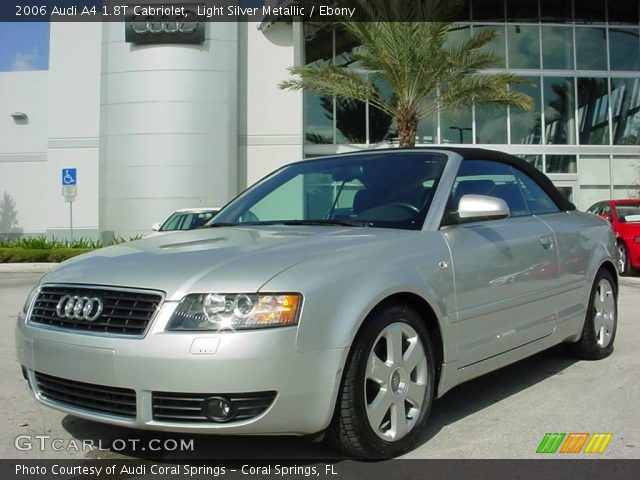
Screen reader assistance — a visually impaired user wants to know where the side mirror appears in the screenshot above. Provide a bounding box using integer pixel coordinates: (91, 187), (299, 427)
(600, 213), (612, 222)
(151, 222), (161, 231)
(456, 194), (510, 223)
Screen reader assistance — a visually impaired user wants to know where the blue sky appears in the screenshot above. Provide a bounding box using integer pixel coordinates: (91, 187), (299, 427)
(0, 23), (50, 71)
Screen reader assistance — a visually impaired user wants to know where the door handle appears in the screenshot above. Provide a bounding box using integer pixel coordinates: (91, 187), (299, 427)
(540, 235), (554, 250)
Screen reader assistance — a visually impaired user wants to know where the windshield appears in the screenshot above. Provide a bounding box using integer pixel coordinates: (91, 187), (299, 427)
(161, 211), (218, 231)
(211, 152), (448, 230)
(615, 204), (640, 223)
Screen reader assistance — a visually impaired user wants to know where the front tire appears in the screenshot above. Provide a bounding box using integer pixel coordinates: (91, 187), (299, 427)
(328, 304), (435, 459)
(568, 269), (617, 360)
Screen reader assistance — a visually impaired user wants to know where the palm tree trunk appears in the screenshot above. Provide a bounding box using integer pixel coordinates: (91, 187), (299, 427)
(396, 108), (418, 148)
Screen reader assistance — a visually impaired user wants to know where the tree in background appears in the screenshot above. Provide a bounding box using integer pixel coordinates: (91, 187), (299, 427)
(281, 0), (533, 147)
(0, 191), (23, 239)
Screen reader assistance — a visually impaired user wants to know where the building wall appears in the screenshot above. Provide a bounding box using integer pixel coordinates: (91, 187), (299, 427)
(46, 22), (102, 239)
(0, 71), (48, 237)
(99, 21), (239, 238)
(239, 22), (303, 189)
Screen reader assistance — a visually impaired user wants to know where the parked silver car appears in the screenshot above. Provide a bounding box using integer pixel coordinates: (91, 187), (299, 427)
(16, 148), (618, 458)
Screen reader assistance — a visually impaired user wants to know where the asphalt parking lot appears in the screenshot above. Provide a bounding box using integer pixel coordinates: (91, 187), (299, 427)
(1, 270), (639, 460)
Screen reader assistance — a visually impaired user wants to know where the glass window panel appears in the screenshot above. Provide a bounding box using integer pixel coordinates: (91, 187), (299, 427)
(507, 25), (540, 69)
(608, 0), (640, 24)
(506, 0), (539, 22)
(511, 76), (542, 145)
(445, 25), (471, 49)
(474, 25), (506, 68)
(544, 77), (576, 145)
(540, 0), (572, 23)
(455, 0), (472, 21)
(369, 77), (395, 144)
(472, 0), (505, 21)
(574, 0), (606, 24)
(577, 77), (610, 145)
(441, 109), (473, 144)
(546, 155), (577, 173)
(304, 93), (334, 144)
(609, 28), (640, 71)
(517, 154), (543, 172)
(304, 25), (334, 145)
(575, 27), (608, 71)
(416, 115), (437, 145)
(541, 26), (574, 70)
(611, 78), (640, 145)
(475, 106), (508, 144)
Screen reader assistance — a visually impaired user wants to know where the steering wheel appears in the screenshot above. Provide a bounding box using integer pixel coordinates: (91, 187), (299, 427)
(384, 202), (421, 214)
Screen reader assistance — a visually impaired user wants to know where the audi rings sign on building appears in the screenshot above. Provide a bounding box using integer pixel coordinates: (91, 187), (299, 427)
(125, 4), (205, 45)
(55, 295), (104, 322)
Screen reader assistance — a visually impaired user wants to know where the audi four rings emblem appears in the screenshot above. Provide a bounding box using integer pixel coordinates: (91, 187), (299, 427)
(55, 295), (104, 322)
(131, 14), (199, 35)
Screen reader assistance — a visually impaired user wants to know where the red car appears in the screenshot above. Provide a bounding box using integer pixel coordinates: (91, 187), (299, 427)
(587, 199), (640, 275)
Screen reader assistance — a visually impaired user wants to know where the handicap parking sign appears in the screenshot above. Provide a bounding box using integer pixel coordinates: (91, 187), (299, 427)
(62, 168), (77, 186)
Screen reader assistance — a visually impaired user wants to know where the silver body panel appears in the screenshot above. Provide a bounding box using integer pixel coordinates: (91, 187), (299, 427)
(16, 150), (617, 435)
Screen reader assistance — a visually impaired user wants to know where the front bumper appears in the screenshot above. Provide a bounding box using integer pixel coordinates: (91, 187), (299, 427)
(15, 301), (348, 435)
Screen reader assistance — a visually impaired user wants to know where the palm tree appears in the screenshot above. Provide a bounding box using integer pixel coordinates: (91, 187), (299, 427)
(280, 0), (533, 147)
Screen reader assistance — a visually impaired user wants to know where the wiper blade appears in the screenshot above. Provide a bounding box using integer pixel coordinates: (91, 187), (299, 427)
(281, 219), (368, 227)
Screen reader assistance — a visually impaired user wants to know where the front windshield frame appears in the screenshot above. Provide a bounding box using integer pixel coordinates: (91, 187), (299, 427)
(209, 152), (449, 231)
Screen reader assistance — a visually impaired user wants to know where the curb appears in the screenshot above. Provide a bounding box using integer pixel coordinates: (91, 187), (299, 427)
(0, 263), (58, 273)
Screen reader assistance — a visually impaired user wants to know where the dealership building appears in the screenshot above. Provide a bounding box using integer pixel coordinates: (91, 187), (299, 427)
(1, 0), (640, 239)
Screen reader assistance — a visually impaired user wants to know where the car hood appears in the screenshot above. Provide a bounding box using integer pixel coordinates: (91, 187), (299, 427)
(40, 226), (409, 301)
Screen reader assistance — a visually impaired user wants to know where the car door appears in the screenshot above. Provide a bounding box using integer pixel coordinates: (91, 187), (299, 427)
(441, 160), (561, 368)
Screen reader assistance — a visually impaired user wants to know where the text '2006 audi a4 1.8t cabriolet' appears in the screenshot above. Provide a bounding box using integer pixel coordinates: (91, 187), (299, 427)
(16, 148), (618, 458)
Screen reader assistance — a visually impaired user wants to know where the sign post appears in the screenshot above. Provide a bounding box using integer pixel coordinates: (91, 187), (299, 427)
(61, 168), (77, 240)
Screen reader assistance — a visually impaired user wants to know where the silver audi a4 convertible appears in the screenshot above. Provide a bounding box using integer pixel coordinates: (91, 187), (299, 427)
(16, 148), (618, 458)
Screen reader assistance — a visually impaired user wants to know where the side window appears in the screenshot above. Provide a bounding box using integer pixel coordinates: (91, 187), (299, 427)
(448, 160), (530, 218)
(512, 169), (560, 215)
(602, 204), (612, 216)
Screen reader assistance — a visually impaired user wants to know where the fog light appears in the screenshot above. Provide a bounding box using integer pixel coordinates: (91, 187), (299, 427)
(203, 396), (236, 422)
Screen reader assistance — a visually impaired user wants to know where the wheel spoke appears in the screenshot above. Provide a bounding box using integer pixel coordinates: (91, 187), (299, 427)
(406, 381), (426, 409)
(385, 324), (404, 364)
(366, 389), (393, 431)
(367, 354), (392, 385)
(403, 338), (425, 373)
(390, 401), (408, 440)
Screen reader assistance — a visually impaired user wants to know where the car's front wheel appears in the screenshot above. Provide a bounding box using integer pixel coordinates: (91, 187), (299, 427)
(329, 304), (435, 459)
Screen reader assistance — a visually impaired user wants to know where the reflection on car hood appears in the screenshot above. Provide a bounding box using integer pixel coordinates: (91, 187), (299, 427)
(41, 226), (407, 300)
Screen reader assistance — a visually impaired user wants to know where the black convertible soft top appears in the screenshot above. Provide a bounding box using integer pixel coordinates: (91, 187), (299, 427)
(431, 147), (576, 211)
(342, 147), (576, 212)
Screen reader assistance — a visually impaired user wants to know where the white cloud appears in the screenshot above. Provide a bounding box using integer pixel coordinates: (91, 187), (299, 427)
(11, 49), (39, 71)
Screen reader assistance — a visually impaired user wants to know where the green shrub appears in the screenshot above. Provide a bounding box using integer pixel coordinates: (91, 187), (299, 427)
(0, 248), (92, 263)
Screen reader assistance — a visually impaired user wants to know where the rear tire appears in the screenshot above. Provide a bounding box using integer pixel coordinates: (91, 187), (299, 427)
(328, 304), (435, 459)
(568, 269), (617, 360)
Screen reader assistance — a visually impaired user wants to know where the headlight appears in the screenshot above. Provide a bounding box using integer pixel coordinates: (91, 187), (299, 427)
(167, 293), (301, 331)
(22, 285), (40, 314)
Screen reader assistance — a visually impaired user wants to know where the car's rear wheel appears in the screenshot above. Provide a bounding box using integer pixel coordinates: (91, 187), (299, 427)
(568, 269), (617, 360)
(328, 304), (435, 459)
